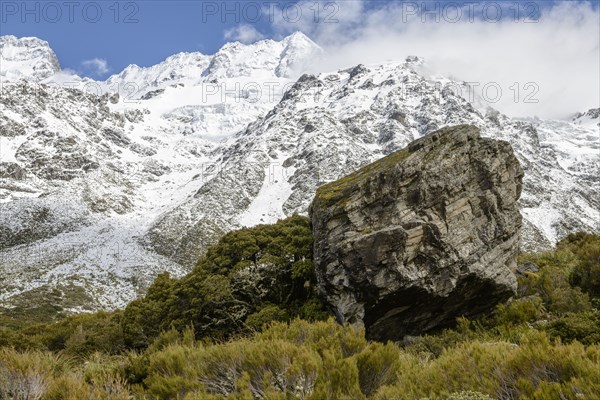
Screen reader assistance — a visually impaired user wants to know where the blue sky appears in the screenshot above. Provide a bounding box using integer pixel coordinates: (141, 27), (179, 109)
(2, 0), (593, 78)
(0, 0), (314, 76)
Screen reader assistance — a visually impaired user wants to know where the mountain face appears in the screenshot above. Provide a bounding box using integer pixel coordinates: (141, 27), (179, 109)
(0, 36), (61, 82)
(310, 125), (523, 341)
(0, 34), (598, 313)
(572, 108), (600, 128)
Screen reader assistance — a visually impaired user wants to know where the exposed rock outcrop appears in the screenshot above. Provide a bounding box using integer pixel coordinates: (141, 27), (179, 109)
(310, 125), (524, 341)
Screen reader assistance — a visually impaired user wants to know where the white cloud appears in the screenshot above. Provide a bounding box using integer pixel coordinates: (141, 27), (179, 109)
(271, 0), (365, 42)
(224, 24), (265, 44)
(80, 58), (110, 76)
(271, 1), (599, 119)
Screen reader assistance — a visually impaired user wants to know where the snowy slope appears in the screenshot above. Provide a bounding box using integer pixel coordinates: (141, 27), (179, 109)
(147, 61), (598, 265)
(0, 36), (60, 83)
(0, 34), (598, 312)
(572, 108), (600, 128)
(0, 33), (323, 310)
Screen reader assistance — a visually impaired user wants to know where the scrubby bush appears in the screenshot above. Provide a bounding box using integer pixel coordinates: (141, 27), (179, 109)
(144, 324), (327, 399)
(374, 330), (600, 400)
(545, 310), (600, 345)
(1, 318), (599, 399)
(122, 215), (328, 348)
(245, 304), (290, 331)
(404, 327), (466, 358)
(492, 295), (545, 326)
(356, 342), (401, 396)
(0, 349), (60, 400)
(256, 318), (367, 359)
(142, 319), (367, 399)
(562, 232), (600, 299)
(0, 348), (131, 400)
(517, 252), (592, 315)
(0, 311), (125, 357)
(446, 392), (496, 400)
(0, 324), (43, 352)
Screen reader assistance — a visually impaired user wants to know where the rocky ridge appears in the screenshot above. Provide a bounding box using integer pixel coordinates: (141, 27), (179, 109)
(0, 36), (60, 82)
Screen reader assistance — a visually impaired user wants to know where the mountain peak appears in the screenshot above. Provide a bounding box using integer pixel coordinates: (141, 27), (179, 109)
(572, 107), (600, 127)
(276, 32), (323, 78)
(404, 55), (425, 67)
(0, 35), (61, 82)
(200, 32), (322, 80)
(282, 31), (314, 44)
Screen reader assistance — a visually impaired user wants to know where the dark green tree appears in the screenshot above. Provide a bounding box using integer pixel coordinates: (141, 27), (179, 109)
(121, 215), (328, 347)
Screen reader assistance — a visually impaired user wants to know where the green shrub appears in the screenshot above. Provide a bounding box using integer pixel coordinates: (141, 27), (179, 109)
(0, 348), (62, 400)
(545, 310), (600, 345)
(245, 305), (290, 331)
(356, 342), (401, 396)
(562, 232), (600, 299)
(42, 374), (95, 400)
(121, 272), (178, 349)
(122, 215), (328, 347)
(404, 328), (466, 358)
(518, 253), (592, 314)
(1, 316), (599, 400)
(1, 226), (598, 400)
(42, 372), (130, 400)
(257, 318), (367, 359)
(312, 350), (364, 400)
(144, 338), (322, 399)
(374, 330), (600, 400)
(0, 325), (43, 351)
(492, 295), (545, 326)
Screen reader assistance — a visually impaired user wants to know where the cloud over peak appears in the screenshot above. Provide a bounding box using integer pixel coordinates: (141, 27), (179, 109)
(80, 58), (110, 76)
(269, 0), (599, 119)
(224, 24), (265, 44)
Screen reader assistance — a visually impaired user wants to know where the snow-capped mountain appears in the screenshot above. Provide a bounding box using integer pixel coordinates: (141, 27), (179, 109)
(0, 36), (61, 83)
(572, 108), (600, 128)
(0, 34), (598, 312)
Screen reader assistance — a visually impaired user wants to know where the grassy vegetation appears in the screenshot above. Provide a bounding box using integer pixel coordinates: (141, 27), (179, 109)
(1, 227), (599, 399)
(313, 149), (411, 207)
(0, 283), (95, 324)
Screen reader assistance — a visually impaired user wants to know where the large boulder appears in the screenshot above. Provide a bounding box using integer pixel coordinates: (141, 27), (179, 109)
(310, 125), (523, 341)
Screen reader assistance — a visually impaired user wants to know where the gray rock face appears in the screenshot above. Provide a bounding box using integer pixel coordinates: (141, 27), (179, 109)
(310, 125), (523, 341)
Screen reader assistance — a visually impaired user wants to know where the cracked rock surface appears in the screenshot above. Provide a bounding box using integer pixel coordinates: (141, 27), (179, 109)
(311, 125), (523, 341)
